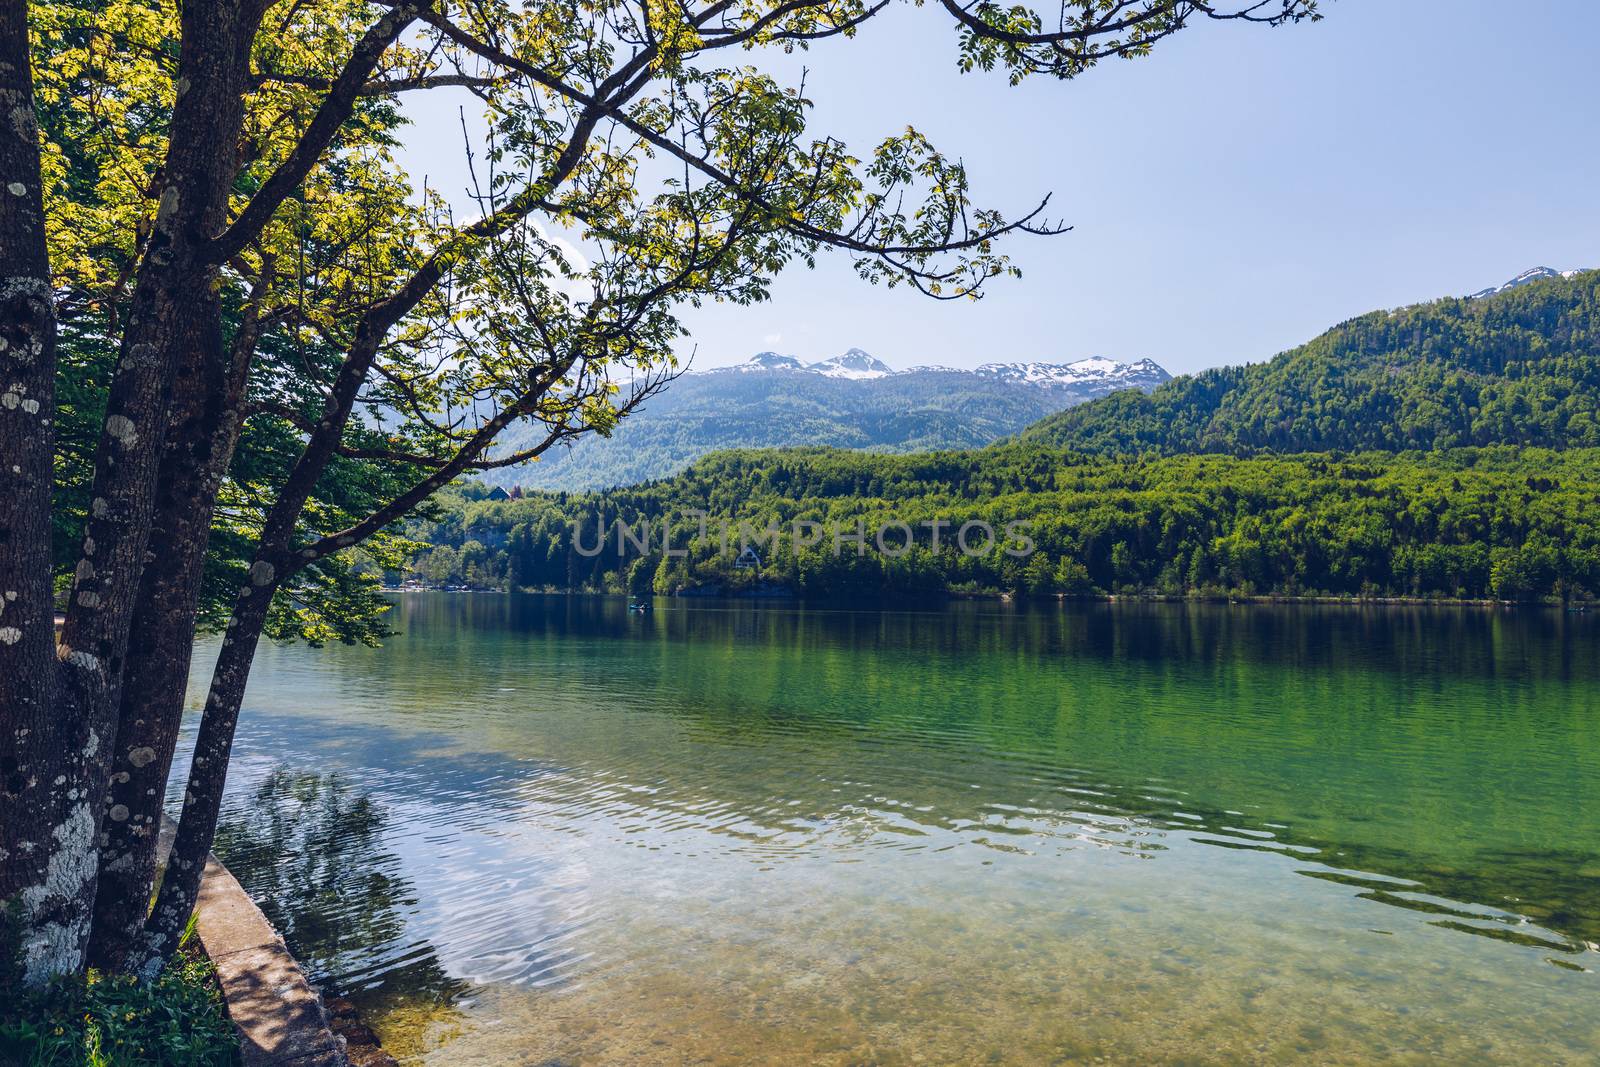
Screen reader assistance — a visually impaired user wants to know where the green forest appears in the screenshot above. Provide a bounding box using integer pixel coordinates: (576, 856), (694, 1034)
(405, 446), (1600, 602)
(400, 273), (1600, 604)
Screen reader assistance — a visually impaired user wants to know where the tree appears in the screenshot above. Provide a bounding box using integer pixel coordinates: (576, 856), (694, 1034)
(0, 0), (1318, 985)
(1, 0), (61, 991)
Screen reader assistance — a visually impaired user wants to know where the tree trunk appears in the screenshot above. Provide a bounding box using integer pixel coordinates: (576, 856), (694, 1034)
(85, 0), (416, 975)
(0, 0), (63, 988)
(134, 286), (448, 967)
(138, 564), (279, 970)
(135, 327), (365, 965)
(85, 294), (258, 972)
(31, 0), (259, 979)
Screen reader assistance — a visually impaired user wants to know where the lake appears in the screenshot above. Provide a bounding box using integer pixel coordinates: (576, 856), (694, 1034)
(187, 594), (1600, 1064)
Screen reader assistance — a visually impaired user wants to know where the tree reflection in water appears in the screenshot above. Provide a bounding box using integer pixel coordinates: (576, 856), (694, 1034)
(214, 770), (466, 1022)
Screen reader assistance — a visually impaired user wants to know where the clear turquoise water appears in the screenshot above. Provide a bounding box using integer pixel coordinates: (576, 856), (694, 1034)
(194, 595), (1600, 1064)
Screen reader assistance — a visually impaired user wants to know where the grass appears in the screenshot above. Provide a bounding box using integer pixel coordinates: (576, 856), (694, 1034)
(0, 926), (238, 1067)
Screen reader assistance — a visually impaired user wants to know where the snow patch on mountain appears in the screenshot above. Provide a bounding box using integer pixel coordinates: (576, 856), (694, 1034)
(1469, 266), (1585, 300)
(729, 351), (807, 372)
(716, 349), (1170, 392)
(972, 357), (1167, 389)
(810, 348), (894, 379)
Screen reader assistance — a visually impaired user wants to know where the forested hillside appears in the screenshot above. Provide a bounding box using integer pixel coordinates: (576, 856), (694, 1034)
(1022, 270), (1600, 454)
(408, 446), (1600, 603)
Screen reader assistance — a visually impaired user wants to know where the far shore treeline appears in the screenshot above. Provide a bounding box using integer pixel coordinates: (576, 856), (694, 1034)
(402, 445), (1600, 602)
(401, 271), (1600, 603)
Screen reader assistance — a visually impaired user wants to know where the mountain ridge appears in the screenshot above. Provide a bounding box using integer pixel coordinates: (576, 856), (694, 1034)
(485, 350), (1170, 490)
(708, 347), (1169, 392)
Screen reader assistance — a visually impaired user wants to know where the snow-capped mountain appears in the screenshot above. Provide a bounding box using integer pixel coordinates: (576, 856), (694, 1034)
(1469, 266), (1585, 300)
(811, 348), (895, 379)
(732, 351), (807, 371)
(490, 348), (1171, 491)
(715, 348), (1169, 393)
(970, 357), (1170, 393)
(720, 348), (894, 379)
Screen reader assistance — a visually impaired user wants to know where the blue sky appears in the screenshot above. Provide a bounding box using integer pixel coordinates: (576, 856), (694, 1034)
(398, 1), (1600, 375)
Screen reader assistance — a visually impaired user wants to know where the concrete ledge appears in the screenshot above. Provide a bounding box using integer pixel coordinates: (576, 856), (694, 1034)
(160, 821), (348, 1067)
(194, 854), (347, 1067)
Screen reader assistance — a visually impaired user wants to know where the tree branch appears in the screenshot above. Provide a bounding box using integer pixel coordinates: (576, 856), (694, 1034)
(209, 1), (429, 264)
(250, 70), (500, 94)
(421, 11), (1061, 264)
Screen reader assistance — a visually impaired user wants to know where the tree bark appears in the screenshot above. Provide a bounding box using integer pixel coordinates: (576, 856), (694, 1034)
(129, 0), (674, 972)
(133, 285), (388, 969)
(85, 295), (262, 972)
(138, 566), (277, 971)
(37, 0), (259, 979)
(0, 0), (63, 989)
(135, 318), (382, 964)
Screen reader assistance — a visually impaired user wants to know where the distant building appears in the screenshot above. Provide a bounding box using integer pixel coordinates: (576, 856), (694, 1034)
(735, 545), (762, 569)
(486, 485), (510, 501)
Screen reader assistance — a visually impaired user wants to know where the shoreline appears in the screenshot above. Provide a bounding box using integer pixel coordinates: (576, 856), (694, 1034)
(382, 586), (1590, 611)
(157, 820), (397, 1067)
